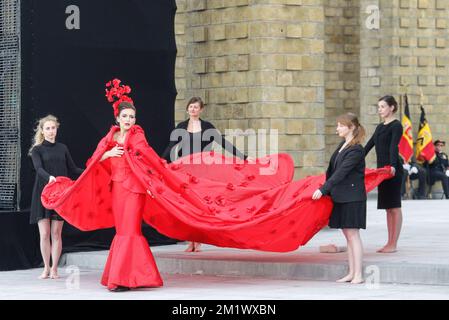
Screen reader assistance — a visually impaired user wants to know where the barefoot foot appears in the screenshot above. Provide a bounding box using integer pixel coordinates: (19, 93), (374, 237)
(350, 277), (365, 284)
(378, 246), (397, 253)
(38, 269), (50, 279)
(193, 243), (202, 252)
(336, 274), (354, 283)
(184, 242), (195, 252)
(49, 270), (59, 279)
(376, 244), (395, 252)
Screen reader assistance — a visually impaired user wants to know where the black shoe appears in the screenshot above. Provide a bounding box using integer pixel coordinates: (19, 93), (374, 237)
(109, 286), (130, 292)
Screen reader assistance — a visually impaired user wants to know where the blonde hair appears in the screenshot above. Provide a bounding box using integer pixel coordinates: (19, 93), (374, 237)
(28, 115), (60, 155)
(336, 113), (366, 146)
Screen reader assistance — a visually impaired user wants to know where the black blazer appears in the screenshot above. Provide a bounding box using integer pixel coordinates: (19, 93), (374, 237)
(429, 151), (449, 173)
(162, 118), (246, 162)
(319, 141), (366, 203)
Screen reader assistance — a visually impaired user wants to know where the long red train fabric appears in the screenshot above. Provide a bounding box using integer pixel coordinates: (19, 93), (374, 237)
(42, 125), (392, 252)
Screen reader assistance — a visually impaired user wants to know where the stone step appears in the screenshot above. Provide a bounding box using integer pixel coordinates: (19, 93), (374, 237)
(62, 244), (449, 286)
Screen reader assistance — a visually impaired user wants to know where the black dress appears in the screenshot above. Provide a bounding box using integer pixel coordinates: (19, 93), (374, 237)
(320, 142), (367, 229)
(30, 140), (84, 224)
(162, 118), (246, 162)
(364, 119), (403, 209)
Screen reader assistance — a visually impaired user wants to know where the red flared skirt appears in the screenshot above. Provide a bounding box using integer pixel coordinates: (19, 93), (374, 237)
(100, 181), (163, 289)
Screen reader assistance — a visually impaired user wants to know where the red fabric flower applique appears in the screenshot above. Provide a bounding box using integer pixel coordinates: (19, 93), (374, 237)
(189, 176), (199, 184)
(246, 174), (255, 181)
(214, 195), (226, 207)
(203, 196), (213, 204)
(226, 183), (235, 191)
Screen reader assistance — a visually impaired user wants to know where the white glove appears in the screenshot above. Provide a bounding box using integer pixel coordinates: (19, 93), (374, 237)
(410, 167), (418, 175)
(403, 163), (411, 171)
(312, 189), (323, 200)
(446, 169), (449, 177)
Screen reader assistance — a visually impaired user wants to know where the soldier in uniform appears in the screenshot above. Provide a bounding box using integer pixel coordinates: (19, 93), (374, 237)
(429, 140), (449, 199)
(401, 155), (427, 199)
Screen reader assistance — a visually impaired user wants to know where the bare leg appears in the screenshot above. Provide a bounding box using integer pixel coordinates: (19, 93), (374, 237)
(37, 219), (51, 279)
(377, 210), (394, 252)
(393, 208), (403, 246)
(347, 229), (364, 284)
(378, 208), (402, 253)
(193, 242), (202, 252)
(50, 220), (64, 278)
(337, 229), (354, 283)
(185, 241), (195, 252)
(381, 208), (402, 253)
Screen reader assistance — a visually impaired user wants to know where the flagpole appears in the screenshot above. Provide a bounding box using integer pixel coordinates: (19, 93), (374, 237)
(399, 83), (408, 120)
(420, 87), (424, 107)
(400, 84), (411, 198)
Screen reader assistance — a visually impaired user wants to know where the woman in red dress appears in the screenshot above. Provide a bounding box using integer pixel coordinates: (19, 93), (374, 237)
(41, 79), (393, 291)
(98, 101), (162, 291)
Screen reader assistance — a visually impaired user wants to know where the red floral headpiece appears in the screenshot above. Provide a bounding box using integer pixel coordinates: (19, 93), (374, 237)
(105, 78), (133, 117)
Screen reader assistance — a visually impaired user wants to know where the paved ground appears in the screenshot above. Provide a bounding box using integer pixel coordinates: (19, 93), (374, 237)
(1, 199), (448, 300)
(1, 268), (448, 300)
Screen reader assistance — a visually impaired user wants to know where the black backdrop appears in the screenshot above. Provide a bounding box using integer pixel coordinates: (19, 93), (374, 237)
(15, 0), (179, 266)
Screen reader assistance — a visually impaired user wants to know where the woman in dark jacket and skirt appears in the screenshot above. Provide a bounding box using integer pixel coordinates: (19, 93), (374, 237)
(364, 96), (403, 253)
(313, 113), (367, 284)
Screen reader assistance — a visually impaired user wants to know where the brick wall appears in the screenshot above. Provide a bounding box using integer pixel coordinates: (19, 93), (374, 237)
(175, 0), (449, 174)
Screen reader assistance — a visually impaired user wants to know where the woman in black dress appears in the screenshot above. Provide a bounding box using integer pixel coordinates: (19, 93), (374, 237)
(312, 113), (366, 284)
(162, 97), (248, 252)
(29, 115), (83, 279)
(364, 96), (403, 253)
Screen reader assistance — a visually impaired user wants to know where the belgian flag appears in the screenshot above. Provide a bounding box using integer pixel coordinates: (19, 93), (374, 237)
(398, 94), (414, 163)
(415, 106), (436, 164)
